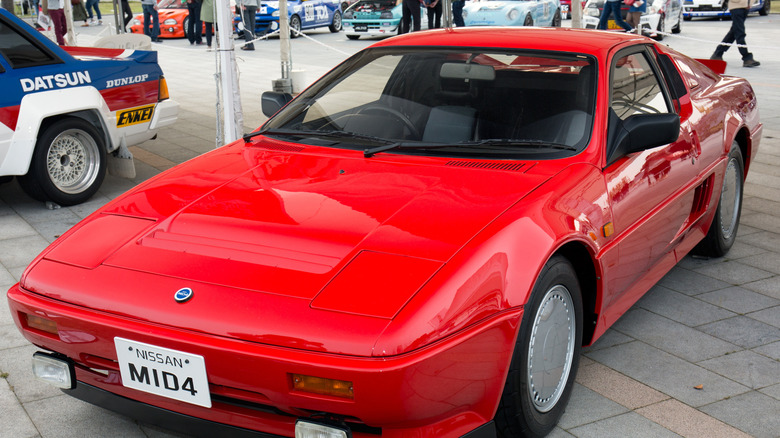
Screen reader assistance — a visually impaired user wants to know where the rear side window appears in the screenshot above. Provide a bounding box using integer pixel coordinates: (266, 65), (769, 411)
(0, 17), (60, 69)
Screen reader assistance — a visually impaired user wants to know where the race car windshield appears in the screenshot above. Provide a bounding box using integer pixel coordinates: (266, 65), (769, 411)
(264, 48), (596, 159)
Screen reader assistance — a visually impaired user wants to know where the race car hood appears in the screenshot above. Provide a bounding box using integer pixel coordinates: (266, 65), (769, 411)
(29, 140), (551, 356)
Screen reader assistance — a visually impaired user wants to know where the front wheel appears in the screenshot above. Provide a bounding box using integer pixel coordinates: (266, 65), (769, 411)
(19, 117), (107, 206)
(524, 13), (534, 26)
(329, 11), (342, 32)
(495, 255), (583, 438)
(693, 144), (744, 257)
(552, 9), (561, 27)
(760, 0), (770, 15)
(183, 16), (190, 38)
(290, 15), (302, 38)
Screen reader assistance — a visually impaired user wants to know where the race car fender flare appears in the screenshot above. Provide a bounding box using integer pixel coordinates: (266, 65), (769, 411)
(1, 86), (115, 176)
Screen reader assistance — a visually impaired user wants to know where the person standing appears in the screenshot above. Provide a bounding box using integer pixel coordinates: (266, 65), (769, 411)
(597, 0), (632, 32)
(625, 0), (644, 32)
(710, 0), (760, 67)
(426, 0), (441, 29)
(238, 0), (259, 51)
(141, 0), (162, 42)
(452, 0), (465, 27)
(43, 0), (67, 45)
(201, 0), (214, 48)
(399, 0), (421, 34)
(84, 0), (101, 25)
(186, 0), (203, 45)
(120, 0), (133, 31)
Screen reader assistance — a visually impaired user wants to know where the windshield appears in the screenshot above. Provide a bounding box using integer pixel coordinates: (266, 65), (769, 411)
(264, 48), (596, 159)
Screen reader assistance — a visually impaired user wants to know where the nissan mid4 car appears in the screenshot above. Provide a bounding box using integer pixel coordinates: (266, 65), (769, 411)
(8, 27), (760, 438)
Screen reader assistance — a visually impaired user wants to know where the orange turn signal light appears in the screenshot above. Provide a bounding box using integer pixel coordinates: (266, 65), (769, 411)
(25, 313), (58, 335)
(158, 76), (170, 101)
(291, 374), (354, 399)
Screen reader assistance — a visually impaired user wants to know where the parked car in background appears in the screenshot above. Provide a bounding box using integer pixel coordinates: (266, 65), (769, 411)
(560, 0), (586, 18)
(8, 24), (761, 438)
(0, 8), (178, 205)
(682, 0), (770, 20)
(583, 0), (683, 40)
(234, 0), (342, 38)
(341, 0), (405, 39)
(129, 0), (205, 39)
(462, 0), (563, 26)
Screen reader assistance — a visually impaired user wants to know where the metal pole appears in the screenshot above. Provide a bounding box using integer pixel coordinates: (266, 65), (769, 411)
(442, 0), (452, 28)
(279, 0), (291, 80)
(571, 0), (583, 29)
(215, 0), (243, 144)
(112, 0), (123, 33)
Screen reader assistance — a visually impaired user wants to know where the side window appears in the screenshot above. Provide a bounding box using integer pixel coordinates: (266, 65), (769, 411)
(610, 52), (671, 120)
(0, 18), (59, 69)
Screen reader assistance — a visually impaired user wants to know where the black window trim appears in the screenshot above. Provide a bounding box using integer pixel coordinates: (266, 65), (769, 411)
(0, 13), (64, 70)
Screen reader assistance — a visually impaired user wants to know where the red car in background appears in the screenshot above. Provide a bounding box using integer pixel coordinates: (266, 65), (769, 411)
(560, 0), (587, 18)
(129, 0), (205, 39)
(9, 27), (760, 438)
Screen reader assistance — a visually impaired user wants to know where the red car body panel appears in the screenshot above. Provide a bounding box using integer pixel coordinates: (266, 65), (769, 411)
(8, 28), (761, 437)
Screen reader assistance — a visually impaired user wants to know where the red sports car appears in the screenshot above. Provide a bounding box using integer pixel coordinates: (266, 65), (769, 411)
(129, 0), (204, 39)
(8, 28), (760, 437)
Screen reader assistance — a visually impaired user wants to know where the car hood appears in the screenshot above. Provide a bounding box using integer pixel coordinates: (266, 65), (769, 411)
(32, 140), (550, 356)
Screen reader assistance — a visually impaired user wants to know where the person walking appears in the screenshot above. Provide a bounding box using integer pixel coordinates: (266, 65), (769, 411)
(186, 0), (203, 45)
(452, 0), (465, 26)
(710, 0), (760, 67)
(426, 0), (441, 29)
(201, 0), (214, 48)
(141, 0), (162, 42)
(84, 0), (101, 25)
(43, 0), (67, 45)
(625, 0), (645, 32)
(238, 0), (259, 50)
(597, 0), (632, 32)
(399, 0), (421, 34)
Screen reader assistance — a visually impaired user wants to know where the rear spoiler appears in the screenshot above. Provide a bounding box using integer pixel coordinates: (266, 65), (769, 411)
(61, 46), (158, 64)
(695, 58), (726, 75)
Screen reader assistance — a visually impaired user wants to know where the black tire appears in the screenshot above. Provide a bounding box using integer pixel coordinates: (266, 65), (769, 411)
(495, 255), (583, 438)
(654, 13), (665, 40)
(552, 9), (561, 27)
(290, 15), (302, 38)
(672, 11), (682, 33)
(759, 0), (770, 15)
(693, 144), (744, 257)
(329, 11), (342, 32)
(18, 117), (107, 206)
(524, 13), (534, 26)
(347, 34), (360, 40)
(183, 16), (190, 39)
(684, 15), (692, 21)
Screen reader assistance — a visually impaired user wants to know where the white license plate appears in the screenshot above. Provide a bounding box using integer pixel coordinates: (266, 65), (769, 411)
(260, 6), (268, 14)
(115, 337), (211, 408)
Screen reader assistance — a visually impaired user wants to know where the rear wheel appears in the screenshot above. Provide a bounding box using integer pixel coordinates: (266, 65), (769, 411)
(183, 16), (190, 38)
(524, 13), (534, 26)
(694, 144), (744, 257)
(290, 15), (302, 38)
(552, 9), (562, 27)
(19, 118), (106, 206)
(495, 255), (583, 438)
(654, 13), (665, 40)
(760, 0), (770, 15)
(672, 10), (682, 33)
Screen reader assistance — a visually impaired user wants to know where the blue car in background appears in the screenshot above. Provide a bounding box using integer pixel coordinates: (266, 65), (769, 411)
(682, 0), (769, 20)
(236, 0), (343, 38)
(462, 0), (563, 27)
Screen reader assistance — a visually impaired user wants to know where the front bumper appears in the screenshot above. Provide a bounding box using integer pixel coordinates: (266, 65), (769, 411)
(8, 283), (520, 437)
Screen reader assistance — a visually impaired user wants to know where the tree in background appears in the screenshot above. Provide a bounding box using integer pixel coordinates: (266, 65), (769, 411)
(1, 0), (17, 15)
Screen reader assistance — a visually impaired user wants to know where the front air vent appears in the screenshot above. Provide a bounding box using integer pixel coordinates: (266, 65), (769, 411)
(257, 143), (305, 153)
(445, 160), (527, 172)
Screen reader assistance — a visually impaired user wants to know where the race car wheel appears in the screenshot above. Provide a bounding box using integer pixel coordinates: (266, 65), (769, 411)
(183, 16), (190, 39)
(694, 144), (744, 258)
(524, 13), (534, 26)
(329, 11), (342, 32)
(495, 255), (583, 438)
(552, 9), (561, 27)
(347, 34), (360, 40)
(760, 0), (770, 15)
(654, 14), (665, 41)
(19, 117), (106, 206)
(290, 15), (302, 38)
(672, 11), (682, 33)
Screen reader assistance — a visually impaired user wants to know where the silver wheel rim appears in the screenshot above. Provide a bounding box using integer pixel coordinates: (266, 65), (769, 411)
(719, 156), (741, 241)
(46, 129), (100, 195)
(527, 284), (576, 413)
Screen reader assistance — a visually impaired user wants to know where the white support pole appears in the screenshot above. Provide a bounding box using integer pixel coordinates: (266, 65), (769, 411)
(214, 0), (243, 145)
(571, 0), (583, 29)
(274, 0), (293, 93)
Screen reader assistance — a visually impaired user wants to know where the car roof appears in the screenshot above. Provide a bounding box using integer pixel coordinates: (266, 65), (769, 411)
(369, 27), (649, 58)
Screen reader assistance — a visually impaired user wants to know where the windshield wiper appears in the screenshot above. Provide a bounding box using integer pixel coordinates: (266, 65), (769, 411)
(243, 128), (396, 147)
(462, 138), (578, 151)
(363, 141), (457, 158)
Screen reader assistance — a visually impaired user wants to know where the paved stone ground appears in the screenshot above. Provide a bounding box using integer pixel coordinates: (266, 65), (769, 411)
(1, 12), (778, 438)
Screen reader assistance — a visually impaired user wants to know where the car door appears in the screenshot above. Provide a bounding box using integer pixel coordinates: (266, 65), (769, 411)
(602, 45), (701, 310)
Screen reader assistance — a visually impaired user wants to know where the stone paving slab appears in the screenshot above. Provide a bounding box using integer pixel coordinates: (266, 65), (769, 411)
(1, 12), (779, 438)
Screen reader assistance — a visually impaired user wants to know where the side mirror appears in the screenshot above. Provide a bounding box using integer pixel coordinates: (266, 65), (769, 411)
(261, 91), (294, 118)
(607, 113), (680, 165)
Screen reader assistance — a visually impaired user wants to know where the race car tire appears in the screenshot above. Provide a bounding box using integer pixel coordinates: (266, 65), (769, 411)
(495, 255), (583, 438)
(693, 144), (744, 257)
(290, 15), (302, 38)
(183, 16), (190, 39)
(683, 15), (692, 21)
(672, 11), (682, 33)
(347, 34), (360, 40)
(760, 0), (770, 15)
(329, 11), (342, 32)
(524, 13), (534, 26)
(654, 13), (665, 41)
(19, 117), (106, 206)
(552, 9), (561, 27)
